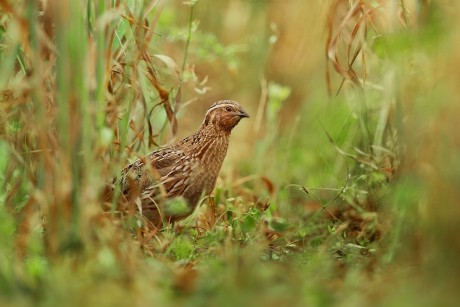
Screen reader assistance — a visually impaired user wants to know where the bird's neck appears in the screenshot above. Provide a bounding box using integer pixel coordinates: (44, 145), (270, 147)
(185, 124), (230, 165)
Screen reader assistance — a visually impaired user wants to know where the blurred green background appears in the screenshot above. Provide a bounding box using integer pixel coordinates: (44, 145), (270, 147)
(1, 0), (459, 306)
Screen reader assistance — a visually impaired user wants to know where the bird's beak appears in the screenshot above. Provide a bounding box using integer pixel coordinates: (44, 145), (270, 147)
(238, 110), (250, 118)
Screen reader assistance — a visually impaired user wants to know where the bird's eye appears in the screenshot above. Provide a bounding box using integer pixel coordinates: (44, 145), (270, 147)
(225, 106), (232, 112)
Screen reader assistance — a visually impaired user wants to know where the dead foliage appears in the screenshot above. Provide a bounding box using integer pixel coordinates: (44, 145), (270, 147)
(325, 0), (426, 96)
(0, 0), (180, 259)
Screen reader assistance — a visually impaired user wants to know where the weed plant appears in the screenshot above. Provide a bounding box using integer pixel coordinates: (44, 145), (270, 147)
(1, 1), (459, 306)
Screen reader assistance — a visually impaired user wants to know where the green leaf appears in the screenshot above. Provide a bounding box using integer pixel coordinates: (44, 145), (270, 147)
(268, 217), (291, 233)
(241, 214), (257, 233)
(164, 196), (191, 217)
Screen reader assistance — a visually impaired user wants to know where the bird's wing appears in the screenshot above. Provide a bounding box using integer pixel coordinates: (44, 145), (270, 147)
(119, 145), (192, 199)
(159, 155), (195, 199)
(148, 146), (185, 176)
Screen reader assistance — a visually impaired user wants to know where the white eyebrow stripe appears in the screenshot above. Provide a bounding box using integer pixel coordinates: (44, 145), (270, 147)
(205, 103), (235, 115)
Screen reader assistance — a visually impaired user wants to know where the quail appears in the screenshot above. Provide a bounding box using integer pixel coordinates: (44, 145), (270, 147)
(107, 100), (249, 228)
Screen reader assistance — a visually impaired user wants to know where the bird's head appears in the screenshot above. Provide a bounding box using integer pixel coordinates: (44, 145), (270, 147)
(203, 100), (249, 133)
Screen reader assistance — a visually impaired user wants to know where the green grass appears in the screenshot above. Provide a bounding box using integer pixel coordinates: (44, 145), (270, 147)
(1, 0), (460, 306)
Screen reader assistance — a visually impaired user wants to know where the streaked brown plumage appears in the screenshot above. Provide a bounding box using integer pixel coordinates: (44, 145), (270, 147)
(107, 100), (249, 228)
